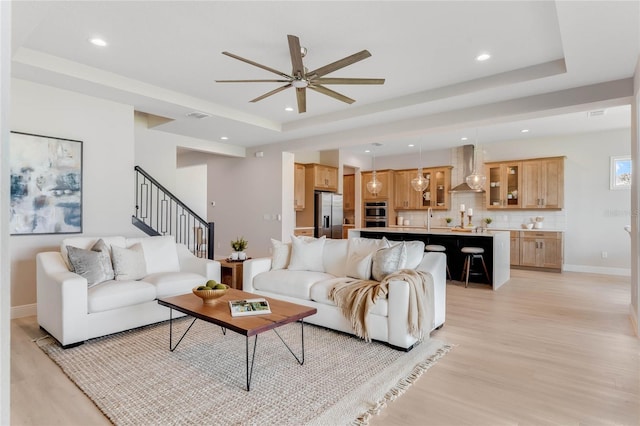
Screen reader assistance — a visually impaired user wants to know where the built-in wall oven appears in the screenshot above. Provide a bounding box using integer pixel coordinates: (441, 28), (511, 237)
(364, 201), (388, 228)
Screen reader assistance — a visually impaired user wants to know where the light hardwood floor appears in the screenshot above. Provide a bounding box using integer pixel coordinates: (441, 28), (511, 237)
(11, 269), (640, 425)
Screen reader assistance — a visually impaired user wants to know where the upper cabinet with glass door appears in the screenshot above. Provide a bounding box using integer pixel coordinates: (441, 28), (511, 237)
(421, 167), (451, 210)
(485, 162), (522, 209)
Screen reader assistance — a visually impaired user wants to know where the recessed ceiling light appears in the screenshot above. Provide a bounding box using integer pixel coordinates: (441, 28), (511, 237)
(364, 149), (371, 153)
(520, 129), (529, 133)
(476, 53), (491, 62)
(284, 107), (294, 112)
(408, 144), (415, 147)
(461, 137), (468, 141)
(220, 136), (229, 140)
(89, 38), (108, 47)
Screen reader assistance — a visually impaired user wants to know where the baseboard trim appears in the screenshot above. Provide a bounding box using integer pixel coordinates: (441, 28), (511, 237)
(562, 264), (631, 276)
(11, 303), (36, 319)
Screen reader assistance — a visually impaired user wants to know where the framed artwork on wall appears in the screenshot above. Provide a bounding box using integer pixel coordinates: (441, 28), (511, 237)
(9, 131), (83, 235)
(610, 155), (631, 190)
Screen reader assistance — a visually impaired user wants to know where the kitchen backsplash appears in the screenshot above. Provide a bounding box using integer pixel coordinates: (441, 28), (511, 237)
(397, 200), (567, 230)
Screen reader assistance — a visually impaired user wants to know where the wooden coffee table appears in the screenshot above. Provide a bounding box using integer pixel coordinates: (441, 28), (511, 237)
(158, 289), (317, 390)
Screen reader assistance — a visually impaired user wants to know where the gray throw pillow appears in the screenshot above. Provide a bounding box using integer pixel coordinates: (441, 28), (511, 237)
(111, 244), (147, 281)
(372, 242), (407, 281)
(67, 245), (115, 287)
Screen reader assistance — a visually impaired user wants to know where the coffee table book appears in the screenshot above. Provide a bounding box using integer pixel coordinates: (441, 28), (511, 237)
(229, 298), (271, 317)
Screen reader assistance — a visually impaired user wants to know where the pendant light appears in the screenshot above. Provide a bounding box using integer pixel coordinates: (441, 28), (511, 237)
(366, 148), (382, 195)
(411, 145), (429, 192)
(465, 131), (486, 190)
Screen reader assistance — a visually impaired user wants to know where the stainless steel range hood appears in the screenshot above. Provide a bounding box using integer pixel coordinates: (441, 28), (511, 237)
(450, 144), (485, 193)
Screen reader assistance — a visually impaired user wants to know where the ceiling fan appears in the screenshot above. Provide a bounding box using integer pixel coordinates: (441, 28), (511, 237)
(216, 34), (385, 113)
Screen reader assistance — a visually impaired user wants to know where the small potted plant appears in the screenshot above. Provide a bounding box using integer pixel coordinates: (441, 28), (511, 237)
(230, 236), (248, 260)
(483, 217), (493, 227)
(445, 217), (453, 227)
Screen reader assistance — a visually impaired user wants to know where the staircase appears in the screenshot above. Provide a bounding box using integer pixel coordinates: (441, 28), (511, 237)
(132, 166), (214, 259)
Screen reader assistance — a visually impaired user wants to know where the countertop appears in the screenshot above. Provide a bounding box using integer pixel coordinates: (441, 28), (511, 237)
(354, 227), (508, 237)
(387, 225), (564, 233)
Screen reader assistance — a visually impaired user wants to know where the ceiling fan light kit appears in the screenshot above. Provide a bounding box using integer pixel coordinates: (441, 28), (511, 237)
(216, 34), (385, 113)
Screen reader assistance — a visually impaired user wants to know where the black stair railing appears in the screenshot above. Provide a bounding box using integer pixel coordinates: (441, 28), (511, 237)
(133, 166), (214, 259)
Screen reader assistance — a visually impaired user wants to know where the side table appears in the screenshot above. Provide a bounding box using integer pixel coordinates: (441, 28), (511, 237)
(220, 259), (244, 290)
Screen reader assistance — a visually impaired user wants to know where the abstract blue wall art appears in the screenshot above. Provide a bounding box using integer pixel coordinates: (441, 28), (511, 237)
(9, 132), (83, 235)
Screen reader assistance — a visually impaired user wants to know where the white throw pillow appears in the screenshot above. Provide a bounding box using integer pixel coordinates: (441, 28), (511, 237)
(287, 235), (326, 272)
(322, 238), (349, 277)
(270, 238), (292, 270)
(372, 242), (407, 281)
(111, 243), (147, 281)
(127, 236), (180, 275)
(345, 252), (373, 280)
(404, 240), (426, 269)
(344, 237), (387, 280)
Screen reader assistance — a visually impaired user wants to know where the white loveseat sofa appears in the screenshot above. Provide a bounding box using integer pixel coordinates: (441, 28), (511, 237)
(243, 236), (446, 350)
(36, 235), (220, 348)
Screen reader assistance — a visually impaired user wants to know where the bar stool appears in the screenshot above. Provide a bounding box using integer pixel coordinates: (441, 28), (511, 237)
(460, 247), (491, 288)
(425, 244), (452, 280)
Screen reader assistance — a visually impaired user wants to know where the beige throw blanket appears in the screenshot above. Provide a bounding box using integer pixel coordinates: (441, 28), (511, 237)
(329, 269), (434, 342)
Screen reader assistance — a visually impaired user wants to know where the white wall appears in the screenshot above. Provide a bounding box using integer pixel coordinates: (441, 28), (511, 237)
(176, 151), (208, 220)
(9, 79), (137, 310)
(208, 146), (285, 258)
(0, 1), (11, 421)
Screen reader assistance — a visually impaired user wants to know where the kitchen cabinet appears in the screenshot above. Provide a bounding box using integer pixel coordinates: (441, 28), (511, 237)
(361, 170), (392, 200)
(510, 231), (520, 266)
(343, 174), (355, 210)
(424, 167), (451, 210)
(518, 231), (563, 271)
(294, 227), (314, 237)
(521, 157), (564, 209)
(342, 224), (355, 239)
(393, 167), (452, 210)
(485, 161), (522, 209)
(296, 163), (338, 228)
(394, 169), (423, 209)
(294, 163), (305, 211)
(310, 164), (338, 191)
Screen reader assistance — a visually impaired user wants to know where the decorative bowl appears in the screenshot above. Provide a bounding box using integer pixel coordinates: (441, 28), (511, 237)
(192, 286), (228, 305)
(522, 223), (534, 230)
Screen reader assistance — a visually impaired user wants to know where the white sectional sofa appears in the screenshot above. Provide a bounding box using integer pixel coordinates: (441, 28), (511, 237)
(243, 236), (446, 350)
(36, 235), (220, 348)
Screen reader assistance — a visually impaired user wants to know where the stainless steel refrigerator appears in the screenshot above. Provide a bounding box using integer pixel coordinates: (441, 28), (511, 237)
(314, 192), (343, 239)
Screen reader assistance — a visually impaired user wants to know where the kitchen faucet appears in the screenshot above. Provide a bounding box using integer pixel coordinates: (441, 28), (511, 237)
(426, 207), (432, 231)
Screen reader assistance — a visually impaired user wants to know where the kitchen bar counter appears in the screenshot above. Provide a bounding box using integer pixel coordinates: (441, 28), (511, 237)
(350, 227), (510, 289)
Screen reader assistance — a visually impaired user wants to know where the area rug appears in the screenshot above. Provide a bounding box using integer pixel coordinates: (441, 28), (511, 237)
(37, 319), (451, 425)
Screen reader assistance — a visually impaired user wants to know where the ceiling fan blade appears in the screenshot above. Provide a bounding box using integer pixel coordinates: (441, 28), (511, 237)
(307, 50), (372, 78)
(216, 79), (291, 83)
(250, 83), (292, 103)
(287, 35), (305, 77)
(222, 51), (291, 79)
(296, 87), (306, 113)
(313, 77), (385, 85)
(308, 84), (355, 104)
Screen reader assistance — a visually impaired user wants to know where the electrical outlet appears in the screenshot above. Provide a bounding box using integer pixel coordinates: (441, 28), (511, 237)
(601, 251), (608, 259)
